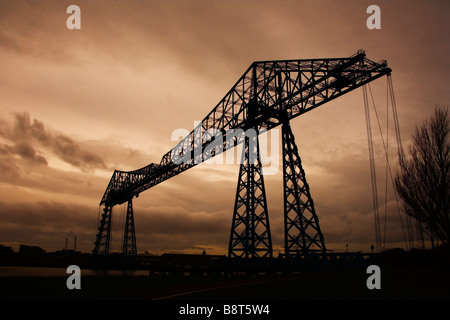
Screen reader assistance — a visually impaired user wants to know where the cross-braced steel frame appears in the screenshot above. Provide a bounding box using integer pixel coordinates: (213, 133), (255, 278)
(122, 199), (137, 256)
(93, 200), (137, 256)
(93, 205), (112, 255)
(94, 50), (391, 259)
(228, 133), (272, 258)
(282, 121), (326, 257)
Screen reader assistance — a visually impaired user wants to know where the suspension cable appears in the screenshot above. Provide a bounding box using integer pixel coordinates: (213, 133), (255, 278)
(364, 76), (411, 251)
(367, 84), (387, 250)
(363, 84), (381, 253)
(388, 75), (415, 249)
(384, 80), (389, 248)
(369, 82), (407, 249)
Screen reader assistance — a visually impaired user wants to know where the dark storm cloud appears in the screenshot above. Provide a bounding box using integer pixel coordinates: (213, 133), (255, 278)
(51, 134), (107, 171)
(0, 158), (22, 178)
(136, 207), (230, 236)
(0, 110), (160, 205)
(0, 201), (93, 230)
(0, 201), (98, 252)
(0, 116), (48, 166)
(0, 162), (106, 201)
(0, 112), (107, 171)
(0, 200), (231, 253)
(12, 141), (48, 165)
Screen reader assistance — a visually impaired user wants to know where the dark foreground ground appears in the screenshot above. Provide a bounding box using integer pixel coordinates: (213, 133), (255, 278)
(2, 247), (450, 318)
(1, 263), (449, 319)
(1, 264), (449, 300)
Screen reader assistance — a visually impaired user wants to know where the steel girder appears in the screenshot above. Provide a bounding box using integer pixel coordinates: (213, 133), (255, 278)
(99, 50), (391, 207)
(100, 163), (160, 207)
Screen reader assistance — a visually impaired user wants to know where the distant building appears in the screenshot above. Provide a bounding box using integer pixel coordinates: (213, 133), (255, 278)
(18, 245), (46, 258)
(53, 249), (82, 258)
(0, 245), (14, 256)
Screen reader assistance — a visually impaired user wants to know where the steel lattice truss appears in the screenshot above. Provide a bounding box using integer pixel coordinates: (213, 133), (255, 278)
(99, 50), (390, 207)
(282, 121), (326, 255)
(122, 200), (137, 256)
(93, 206), (112, 254)
(228, 134), (272, 258)
(94, 50), (391, 257)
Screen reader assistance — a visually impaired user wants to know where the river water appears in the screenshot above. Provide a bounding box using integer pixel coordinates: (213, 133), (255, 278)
(0, 266), (150, 277)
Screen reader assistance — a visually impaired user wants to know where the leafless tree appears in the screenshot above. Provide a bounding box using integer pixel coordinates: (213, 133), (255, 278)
(395, 106), (450, 246)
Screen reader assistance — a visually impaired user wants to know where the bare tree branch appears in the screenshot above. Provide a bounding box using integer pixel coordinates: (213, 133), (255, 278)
(395, 106), (450, 246)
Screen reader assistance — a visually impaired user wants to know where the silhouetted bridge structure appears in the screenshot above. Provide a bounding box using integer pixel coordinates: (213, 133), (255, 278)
(93, 50), (392, 269)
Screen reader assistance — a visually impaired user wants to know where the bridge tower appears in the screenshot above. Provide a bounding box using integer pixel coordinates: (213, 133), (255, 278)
(122, 199), (137, 256)
(228, 66), (273, 259)
(228, 130), (273, 258)
(93, 200), (137, 256)
(93, 205), (112, 255)
(282, 121), (326, 257)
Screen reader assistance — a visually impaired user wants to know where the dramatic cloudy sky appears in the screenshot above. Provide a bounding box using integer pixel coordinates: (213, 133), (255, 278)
(0, 0), (449, 255)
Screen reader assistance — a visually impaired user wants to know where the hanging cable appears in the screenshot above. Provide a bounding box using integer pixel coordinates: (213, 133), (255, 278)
(367, 84), (388, 250)
(388, 76), (403, 160)
(384, 80), (389, 249)
(388, 75), (415, 250)
(363, 84), (381, 253)
(365, 78), (410, 251)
